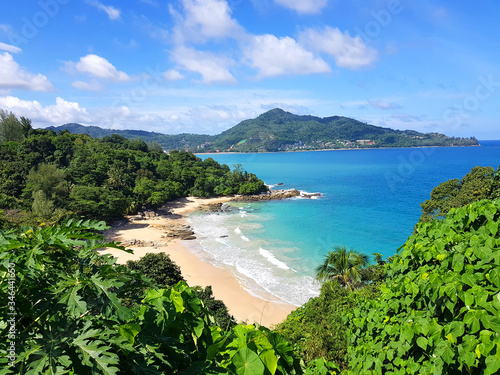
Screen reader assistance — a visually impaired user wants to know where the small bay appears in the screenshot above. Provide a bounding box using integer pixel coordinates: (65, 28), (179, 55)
(183, 143), (500, 305)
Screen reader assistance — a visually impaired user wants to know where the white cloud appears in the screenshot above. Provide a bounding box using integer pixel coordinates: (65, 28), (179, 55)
(172, 46), (237, 84)
(163, 69), (184, 81)
(64, 54), (130, 82)
(369, 99), (402, 110)
(86, 0), (121, 20)
(170, 0), (244, 43)
(274, 0), (328, 14)
(0, 96), (89, 125)
(0, 42), (21, 54)
(244, 34), (331, 78)
(299, 27), (378, 69)
(0, 53), (54, 92)
(71, 80), (104, 91)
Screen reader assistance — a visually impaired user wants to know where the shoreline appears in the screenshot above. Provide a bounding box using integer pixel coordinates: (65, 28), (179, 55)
(101, 196), (296, 327)
(195, 144), (481, 155)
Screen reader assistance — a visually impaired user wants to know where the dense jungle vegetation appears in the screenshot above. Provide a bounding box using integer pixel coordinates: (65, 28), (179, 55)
(0, 111), (267, 229)
(0, 110), (499, 374)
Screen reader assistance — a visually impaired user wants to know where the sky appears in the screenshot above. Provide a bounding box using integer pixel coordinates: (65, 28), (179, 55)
(0, 0), (499, 139)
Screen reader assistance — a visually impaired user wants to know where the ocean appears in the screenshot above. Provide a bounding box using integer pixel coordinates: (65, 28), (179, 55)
(182, 142), (500, 306)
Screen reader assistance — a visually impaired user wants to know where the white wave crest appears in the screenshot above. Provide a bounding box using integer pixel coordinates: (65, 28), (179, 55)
(259, 248), (290, 270)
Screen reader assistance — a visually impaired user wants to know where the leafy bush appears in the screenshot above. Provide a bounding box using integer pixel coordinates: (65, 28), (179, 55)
(347, 199), (500, 374)
(126, 253), (236, 329)
(0, 220), (308, 374)
(277, 282), (379, 371)
(193, 285), (236, 329)
(126, 252), (185, 287)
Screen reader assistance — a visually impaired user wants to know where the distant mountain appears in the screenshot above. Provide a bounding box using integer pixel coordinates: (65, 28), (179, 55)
(47, 123), (214, 151)
(48, 109), (479, 152)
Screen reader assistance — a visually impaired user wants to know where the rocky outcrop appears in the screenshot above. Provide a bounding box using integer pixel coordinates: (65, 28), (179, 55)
(233, 189), (302, 202)
(157, 222), (197, 240)
(122, 239), (168, 248)
(197, 202), (235, 214)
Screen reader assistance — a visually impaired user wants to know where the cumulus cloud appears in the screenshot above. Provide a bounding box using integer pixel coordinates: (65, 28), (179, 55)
(71, 80), (104, 91)
(299, 26), (378, 69)
(274, 0), (328, 14)
(86, 0), (121, 20)
(172, 46), (237, 84)
(0, 53), (54, 92)
(170, 0), (244, 43)
(64, 54), (130, 82)
(244, 34), (331, 78)
(163, 69), (184, 81)
(0, 42), (21, 54)
(0, 96), (89, 125)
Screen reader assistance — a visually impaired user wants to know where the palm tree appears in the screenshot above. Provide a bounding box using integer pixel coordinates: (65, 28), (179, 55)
(315, 246), (369, 291)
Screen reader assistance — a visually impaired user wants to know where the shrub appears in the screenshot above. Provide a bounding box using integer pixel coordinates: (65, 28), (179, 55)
(348, 199), (500, 374)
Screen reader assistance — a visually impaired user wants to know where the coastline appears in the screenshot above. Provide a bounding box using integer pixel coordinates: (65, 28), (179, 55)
(101, 196), (296, 327)
(196, 143), (481, 156)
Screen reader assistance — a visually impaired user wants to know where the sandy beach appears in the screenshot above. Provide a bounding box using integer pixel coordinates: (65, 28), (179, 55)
(101, 196), (296, 327)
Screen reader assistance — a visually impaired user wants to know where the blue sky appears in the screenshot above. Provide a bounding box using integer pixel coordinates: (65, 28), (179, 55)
(1, 0), (499, 138)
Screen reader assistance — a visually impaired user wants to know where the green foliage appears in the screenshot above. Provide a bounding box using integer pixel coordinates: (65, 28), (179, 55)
(347, 199), (500, 374)
(193, 286), (236, 330)
(0, 115), (267, 227)
(0, 110), (27, 143)
(126, 253), (236, 329)
(315, 246), (369, 291)
(126, 252), (185, 287)
(277, 282), (379, 371)
(0, 221), (305, 374)
(420, 166), (499, 222)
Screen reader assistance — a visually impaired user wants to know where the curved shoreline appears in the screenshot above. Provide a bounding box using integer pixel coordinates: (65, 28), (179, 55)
(101, 196), (296, 327)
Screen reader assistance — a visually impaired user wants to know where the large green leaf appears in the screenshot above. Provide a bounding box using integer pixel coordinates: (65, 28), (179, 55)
(72, 327), (120, 375)
(231, 348), (265, 375)
(90, 274), (132, 320)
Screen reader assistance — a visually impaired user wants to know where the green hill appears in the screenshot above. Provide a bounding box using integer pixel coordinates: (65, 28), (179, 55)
(48, 109), (479, 152)
(47, 123), (214, 151)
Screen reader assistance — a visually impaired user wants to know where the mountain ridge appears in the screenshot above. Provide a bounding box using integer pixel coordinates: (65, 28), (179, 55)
(47, 108), (479, 152)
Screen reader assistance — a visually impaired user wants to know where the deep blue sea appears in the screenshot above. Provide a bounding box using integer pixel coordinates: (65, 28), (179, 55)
(183, 142), (500, 305)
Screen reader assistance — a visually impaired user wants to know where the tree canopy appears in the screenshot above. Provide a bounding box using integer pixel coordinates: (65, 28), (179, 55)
(315, 246), (369, 291)
(0, 114), (267, 227)
(420, 165), (500, 222)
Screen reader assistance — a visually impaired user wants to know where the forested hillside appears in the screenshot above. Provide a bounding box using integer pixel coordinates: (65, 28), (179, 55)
(207, 109), (478, 152)
(48, 108), (479, 153)
(48, 123), (214, 151)
(0, 111), (266, 228)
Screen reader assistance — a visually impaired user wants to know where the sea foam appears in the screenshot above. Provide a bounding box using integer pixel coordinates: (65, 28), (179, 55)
(184, 208), (320, 306)
(259, 248), (290, 270)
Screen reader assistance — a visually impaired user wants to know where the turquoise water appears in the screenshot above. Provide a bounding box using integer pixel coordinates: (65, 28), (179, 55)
(183, 143), (500, 305)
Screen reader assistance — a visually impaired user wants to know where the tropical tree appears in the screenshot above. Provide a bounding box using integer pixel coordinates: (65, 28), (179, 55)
(315, 246), (369, 290)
